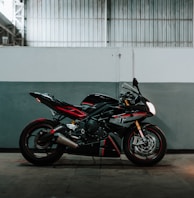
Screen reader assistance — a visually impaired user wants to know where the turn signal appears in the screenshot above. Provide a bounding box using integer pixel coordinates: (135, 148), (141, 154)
(36, 98), (41, 103)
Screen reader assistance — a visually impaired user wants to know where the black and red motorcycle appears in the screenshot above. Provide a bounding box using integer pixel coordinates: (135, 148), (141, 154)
(19, 78), (167, 166)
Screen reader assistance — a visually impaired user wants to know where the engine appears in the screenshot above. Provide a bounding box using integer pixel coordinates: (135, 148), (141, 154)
(64, 118), (107, 144)
(86, 119), (99, 134)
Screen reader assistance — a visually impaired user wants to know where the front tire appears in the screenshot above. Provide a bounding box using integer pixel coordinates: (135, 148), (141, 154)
(19, 119), (64, 166)
(123, 123), (167, 166)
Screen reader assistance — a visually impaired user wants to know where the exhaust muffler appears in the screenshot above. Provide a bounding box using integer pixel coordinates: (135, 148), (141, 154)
(56, 133), (78, 149)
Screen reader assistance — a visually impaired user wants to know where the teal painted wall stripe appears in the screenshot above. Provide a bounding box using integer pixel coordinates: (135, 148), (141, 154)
(0, 81), (194, 149)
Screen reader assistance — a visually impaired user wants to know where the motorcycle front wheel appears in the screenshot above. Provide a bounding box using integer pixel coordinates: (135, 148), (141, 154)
(19, 119), (64, 166)
(123, 123), (167, 166)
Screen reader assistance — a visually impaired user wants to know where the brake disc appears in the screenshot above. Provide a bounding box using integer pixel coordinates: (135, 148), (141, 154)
(34, 131), (51, 149)
(133, 134), (156, 156)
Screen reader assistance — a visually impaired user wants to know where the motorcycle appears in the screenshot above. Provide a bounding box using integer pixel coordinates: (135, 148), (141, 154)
(19, 78), (167, 166)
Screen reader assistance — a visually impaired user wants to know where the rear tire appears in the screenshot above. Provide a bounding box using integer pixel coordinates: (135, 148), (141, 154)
(19, 119), (64, 166)
(123, 123), (167, 166)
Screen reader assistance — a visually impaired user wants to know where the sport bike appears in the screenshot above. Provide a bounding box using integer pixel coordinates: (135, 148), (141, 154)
(19, 78), (167, 166)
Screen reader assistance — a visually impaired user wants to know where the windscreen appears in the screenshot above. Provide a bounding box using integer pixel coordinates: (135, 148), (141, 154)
(121, 83), (139, 94)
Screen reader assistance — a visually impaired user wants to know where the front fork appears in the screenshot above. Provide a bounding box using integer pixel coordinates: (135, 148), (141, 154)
(124, 99), (147, 142)
(135, 120), (147, 142)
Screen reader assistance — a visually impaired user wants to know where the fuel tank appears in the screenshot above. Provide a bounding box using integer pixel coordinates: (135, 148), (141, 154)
(80, 94), (118, 112)
(81, 93), (118, 106)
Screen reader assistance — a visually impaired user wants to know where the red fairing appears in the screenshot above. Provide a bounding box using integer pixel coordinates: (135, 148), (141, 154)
(55, 106), (87, 119)
(81, 102), (94, 106)
(113, 112), (147, 119)
(35, 118), (47, 122)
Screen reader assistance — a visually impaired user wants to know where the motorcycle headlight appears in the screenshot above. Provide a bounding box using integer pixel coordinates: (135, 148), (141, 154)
(146, 102), (156, 115)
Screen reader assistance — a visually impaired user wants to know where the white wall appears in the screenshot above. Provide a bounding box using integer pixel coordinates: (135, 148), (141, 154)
(0, 47), (194, 83)
(134, 48), (194, 83)
(0, 47), (132, 82)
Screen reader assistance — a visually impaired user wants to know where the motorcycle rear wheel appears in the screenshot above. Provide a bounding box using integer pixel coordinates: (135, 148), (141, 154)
(19, 119), (64, 166)
(123, 123), (167, 166)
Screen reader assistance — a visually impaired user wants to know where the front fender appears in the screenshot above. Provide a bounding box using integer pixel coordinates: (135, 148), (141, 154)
(124, 122), (156, 133)
(123, 122), (165, 142)
(122, 122), (154, 140)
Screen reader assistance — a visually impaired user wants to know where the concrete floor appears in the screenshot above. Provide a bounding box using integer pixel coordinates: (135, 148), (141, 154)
(0, 153), (194, 198)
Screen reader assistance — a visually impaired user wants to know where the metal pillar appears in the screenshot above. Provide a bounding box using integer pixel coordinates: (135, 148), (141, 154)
(13, 0), (24, 45)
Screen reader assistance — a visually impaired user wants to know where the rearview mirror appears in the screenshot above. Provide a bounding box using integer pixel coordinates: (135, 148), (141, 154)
(133, 78), (139, 87)
(132, 78), (141, 95)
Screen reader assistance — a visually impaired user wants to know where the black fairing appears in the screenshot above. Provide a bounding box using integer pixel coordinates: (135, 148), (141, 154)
(29, 92), (67, 109)
(81, 94), (118, 106)
(81, 94), (119, 113)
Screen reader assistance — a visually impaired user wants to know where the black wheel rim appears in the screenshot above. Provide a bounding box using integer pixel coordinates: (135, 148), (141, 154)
(24, 124), (59, 159)
(128, 127), (163, 161)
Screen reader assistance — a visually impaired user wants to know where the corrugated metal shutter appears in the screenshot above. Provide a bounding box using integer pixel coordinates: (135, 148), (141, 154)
(26, 0), (106, 47)
(25, 0), (193, 47)
(109, 0), (193, 47)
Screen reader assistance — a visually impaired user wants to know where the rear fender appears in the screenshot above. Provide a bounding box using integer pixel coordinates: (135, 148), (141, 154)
(29, 118), (56, 124)
(22, 118), (59, 132)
